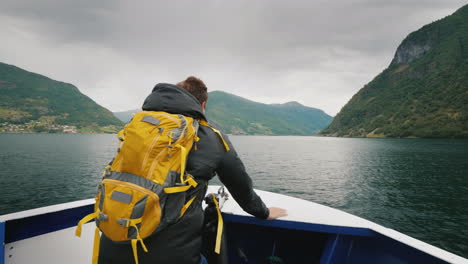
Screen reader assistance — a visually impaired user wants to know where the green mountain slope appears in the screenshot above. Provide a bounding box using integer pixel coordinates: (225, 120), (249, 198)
(0, 62), (123, 133)
(206, 91), (332, 135)
(321, 4), (468, 138)
(114, 91), (332, 135)
(113, 110), (136, 125)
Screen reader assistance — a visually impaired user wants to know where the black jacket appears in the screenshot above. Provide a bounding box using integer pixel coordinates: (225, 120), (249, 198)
(98, 83), (269, 264)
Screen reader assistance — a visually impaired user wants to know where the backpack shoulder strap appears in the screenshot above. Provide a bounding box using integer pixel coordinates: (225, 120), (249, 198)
(198, 120), (230, 151)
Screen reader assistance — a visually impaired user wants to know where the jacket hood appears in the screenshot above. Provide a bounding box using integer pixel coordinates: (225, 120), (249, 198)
(142, 83), (206, 120)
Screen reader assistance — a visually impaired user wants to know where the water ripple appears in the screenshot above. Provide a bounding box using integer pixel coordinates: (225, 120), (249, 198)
(0, 134), (467, 258)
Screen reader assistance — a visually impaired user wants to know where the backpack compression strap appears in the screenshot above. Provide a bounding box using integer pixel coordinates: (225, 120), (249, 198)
(199, 120), (230, 151)
(75, 211), (101, 264)
(198, 120), (229, 255)
(159, 119), (228, 188)
(211, 193), (223, 254)
(163, 143), (198, 194)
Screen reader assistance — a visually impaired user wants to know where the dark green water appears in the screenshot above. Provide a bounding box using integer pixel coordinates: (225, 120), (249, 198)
(0, 134), (467, 258)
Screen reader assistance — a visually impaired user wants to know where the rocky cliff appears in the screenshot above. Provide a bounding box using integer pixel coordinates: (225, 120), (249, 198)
(320, 4), (468, 138)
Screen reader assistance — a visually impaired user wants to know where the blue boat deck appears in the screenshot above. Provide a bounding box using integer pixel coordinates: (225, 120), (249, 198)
(1, 187), (467, 264)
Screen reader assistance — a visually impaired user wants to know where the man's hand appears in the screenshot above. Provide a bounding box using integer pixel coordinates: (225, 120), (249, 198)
(267, 207), (288, 220)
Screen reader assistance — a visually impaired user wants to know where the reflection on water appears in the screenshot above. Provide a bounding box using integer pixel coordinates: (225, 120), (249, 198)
(0, 134), (116, 214)
(0, 134), (467, 258)
(225, 136), (468, 257)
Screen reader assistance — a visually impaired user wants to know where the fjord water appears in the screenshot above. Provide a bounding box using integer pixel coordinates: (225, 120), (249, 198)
(0, 134), (467, 258)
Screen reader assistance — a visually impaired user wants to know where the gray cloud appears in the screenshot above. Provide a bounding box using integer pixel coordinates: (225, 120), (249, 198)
(1, 0), (466, 115)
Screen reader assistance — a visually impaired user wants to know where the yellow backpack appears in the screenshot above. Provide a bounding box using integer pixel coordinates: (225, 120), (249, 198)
(75, 111), (228, 264)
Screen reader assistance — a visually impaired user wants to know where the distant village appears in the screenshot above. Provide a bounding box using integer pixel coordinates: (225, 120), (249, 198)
(0, 122), (78, 133)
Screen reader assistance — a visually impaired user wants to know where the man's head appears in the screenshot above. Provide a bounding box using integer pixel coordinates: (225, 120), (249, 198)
(177, 76), (208, 110)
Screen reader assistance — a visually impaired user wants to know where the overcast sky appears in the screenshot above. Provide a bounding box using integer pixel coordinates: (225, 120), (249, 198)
(1, 0), (466, 116)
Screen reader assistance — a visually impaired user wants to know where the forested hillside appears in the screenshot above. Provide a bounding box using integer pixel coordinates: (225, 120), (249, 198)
(0, 62), (122, 133)
(321, 4), (468, 138)
(114, 91), (333, 135)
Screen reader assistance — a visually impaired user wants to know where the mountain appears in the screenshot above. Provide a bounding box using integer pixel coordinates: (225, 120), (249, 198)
(0, 62), (123, 133)
(320, 4), (468, 138)
(205, 91), (332, 135)
(114, 91), (333, 135)
(113, 109), (136, 125)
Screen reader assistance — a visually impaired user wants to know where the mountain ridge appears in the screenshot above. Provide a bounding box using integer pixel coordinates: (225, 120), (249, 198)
(114, 90), (333, 135)
(0, 62), (123, 133)
(320, 4), (468, 138)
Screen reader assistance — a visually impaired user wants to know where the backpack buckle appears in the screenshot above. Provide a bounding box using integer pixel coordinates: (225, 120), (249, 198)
(98, 211), (109, 221)
(117, 218), (131, 227)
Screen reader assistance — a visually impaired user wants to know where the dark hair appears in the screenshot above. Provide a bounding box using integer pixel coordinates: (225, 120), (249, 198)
(177, 76), (208, 104)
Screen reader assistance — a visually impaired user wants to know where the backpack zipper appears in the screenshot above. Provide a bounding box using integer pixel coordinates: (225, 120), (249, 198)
(102, 178), (159, 203)
(141, 134), (161, 172)
(146, 147), (169, 181)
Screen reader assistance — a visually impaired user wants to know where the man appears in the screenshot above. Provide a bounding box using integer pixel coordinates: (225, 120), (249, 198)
(98, 76), (287, 264)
